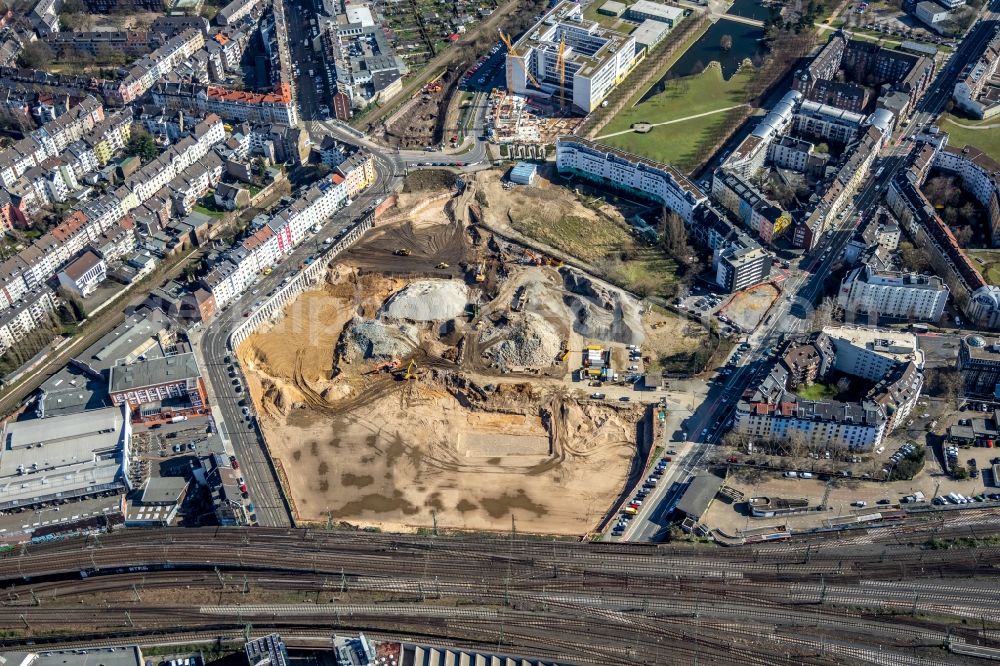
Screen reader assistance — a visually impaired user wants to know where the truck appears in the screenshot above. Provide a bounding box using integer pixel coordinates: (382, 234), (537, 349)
(311, 223), (322, 233)
(323, 237), (333, 245)
(170, 415), (188, 423)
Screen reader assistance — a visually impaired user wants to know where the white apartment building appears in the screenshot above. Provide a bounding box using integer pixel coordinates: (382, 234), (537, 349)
(838, 265), (949, 321)
(507, 1), (639, 113)
(0, 288), (55, 356)
(201, 159), (367, 308)
(823, 326), (925, 380)
(556, 136), (707, 222)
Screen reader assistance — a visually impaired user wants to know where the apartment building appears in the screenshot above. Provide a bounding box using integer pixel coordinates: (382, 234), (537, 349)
(200, 154), (366, 308)
(216, 0), (262, 26)
(0, 96), (104, 190)
(887, 141), (1000, 329)
(711, 171), (788, 245)
(839, 264), (949, 321)
(555, 136), (707, 222)
(109, 29), (207, 105)
(953, 32), (1000, 119)
(933, 143), (1000, 247)
(151, 82), (299, 127)
(508, 1), (640, 113)
(0, 287), (55, 356)
(733, 328), (923, 450)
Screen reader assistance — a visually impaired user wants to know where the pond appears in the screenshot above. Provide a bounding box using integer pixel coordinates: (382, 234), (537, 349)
(726, 0), (773, 22)
(639, 19), (767, 103)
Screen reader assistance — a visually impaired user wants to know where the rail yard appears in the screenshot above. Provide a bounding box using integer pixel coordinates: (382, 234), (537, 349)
(2, 521), (1000, 664)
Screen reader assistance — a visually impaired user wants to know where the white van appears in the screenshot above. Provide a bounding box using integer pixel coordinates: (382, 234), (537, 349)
(799, 472), (813, 479)
(784, 471), (798, 478)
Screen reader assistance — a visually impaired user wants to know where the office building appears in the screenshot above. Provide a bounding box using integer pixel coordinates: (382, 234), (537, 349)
(959, 334), (1000, 396)
(507, 1), (640, 113)
(108, 351), (207, 421)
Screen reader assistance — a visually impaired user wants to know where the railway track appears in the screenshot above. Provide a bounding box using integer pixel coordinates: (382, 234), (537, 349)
(0, 528), (996, 664)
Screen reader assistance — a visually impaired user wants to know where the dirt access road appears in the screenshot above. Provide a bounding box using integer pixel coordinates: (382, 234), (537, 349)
(353, 0), (544, 133)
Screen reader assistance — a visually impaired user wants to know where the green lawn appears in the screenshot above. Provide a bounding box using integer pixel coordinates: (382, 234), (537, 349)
(968, 250), (1000, 286)
(940, 114), (1000, 162)
(796, 382), (838, 401)
(598, 63), (751, 169)
(508, 210), (678, 298)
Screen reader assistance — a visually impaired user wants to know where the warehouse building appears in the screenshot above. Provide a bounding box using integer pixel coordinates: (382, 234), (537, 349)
(509, 162), (537, 185)
(0, 405), (131, 512)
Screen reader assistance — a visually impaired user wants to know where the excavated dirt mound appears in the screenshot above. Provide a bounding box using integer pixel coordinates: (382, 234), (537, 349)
(340, 317), (419, 362)
(562, 268), (645, 345)
(380, 279), (468, 322)
(480, 312), (562, 369)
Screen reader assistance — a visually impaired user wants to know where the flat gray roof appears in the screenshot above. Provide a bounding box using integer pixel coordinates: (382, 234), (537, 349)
(0, 406), (128, 509)
(0, 646), (142, 666)
(83, 308), (170, 372)
(109, 352), (201, 394)
(140, 476), (189, 504)
(675, 475), (723, 520)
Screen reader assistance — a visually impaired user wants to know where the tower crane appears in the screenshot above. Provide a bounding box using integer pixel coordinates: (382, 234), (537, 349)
(499, 30), (541, 90)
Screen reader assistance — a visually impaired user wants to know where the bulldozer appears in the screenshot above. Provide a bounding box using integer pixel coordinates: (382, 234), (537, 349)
(474, 261), (486, 283)
(394, 248), (412, 256)
(436, 262), (450, 269)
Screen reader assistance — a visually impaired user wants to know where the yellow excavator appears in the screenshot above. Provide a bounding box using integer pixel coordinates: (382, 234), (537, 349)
(396, 359), (418, 380)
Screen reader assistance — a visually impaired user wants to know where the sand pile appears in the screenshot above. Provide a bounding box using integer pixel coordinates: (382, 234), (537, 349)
(380, 280), (468, 321)
(340, 317), (418, 361)
(562, 268), (644, 345)
(482, 312), (561, 369)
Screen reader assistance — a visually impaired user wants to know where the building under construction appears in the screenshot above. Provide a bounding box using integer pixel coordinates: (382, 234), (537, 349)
(504, 0), (641, 113)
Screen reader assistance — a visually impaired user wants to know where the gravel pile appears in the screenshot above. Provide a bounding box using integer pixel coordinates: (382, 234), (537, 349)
(341, 317), (418, 361)
(483, 312), (561, 369)
(562, 268), (645, 345)
(380, 280), (468, 321)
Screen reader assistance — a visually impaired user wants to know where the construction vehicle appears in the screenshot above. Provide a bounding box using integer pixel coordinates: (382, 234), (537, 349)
(474, 261), (486, 283)
(394, 248), (412, 256)
(399, 359), (417, 380)
(436, 262), (450, 269)
(366, 358), (401, 374)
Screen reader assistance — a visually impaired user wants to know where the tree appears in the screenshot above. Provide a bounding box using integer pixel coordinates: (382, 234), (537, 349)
(18, 42), (53, 70)
(126, 128), (158, 163)
(720, 34), (733, 51)
(660, 209), (687, 258)
(926, 367), (964, 408)
(899, 241), (932, 273)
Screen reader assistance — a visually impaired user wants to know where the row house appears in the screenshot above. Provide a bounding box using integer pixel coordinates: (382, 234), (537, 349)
(93, 217), (137, 263)
(200, 160), (366, 308)
(0, 96), (103, 189)
(123, 115), (224, 203)
(151, 82), (299, 127)
(111, 29), (207, 105)
(168, 152), (224, 217)
(0, 288), (55, 356)
(335, 152), (375, 198)
(83, 108), (133, 166)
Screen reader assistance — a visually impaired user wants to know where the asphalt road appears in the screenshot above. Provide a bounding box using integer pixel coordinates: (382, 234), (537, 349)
(617, 15), (1000, 542)
(197, 127), (401, 528)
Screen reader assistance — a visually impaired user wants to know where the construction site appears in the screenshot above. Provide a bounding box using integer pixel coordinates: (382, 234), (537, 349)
(234, 176), (699, 535)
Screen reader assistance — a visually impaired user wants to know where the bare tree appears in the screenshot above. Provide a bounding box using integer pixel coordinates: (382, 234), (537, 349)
(720, 34), (733, 51)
